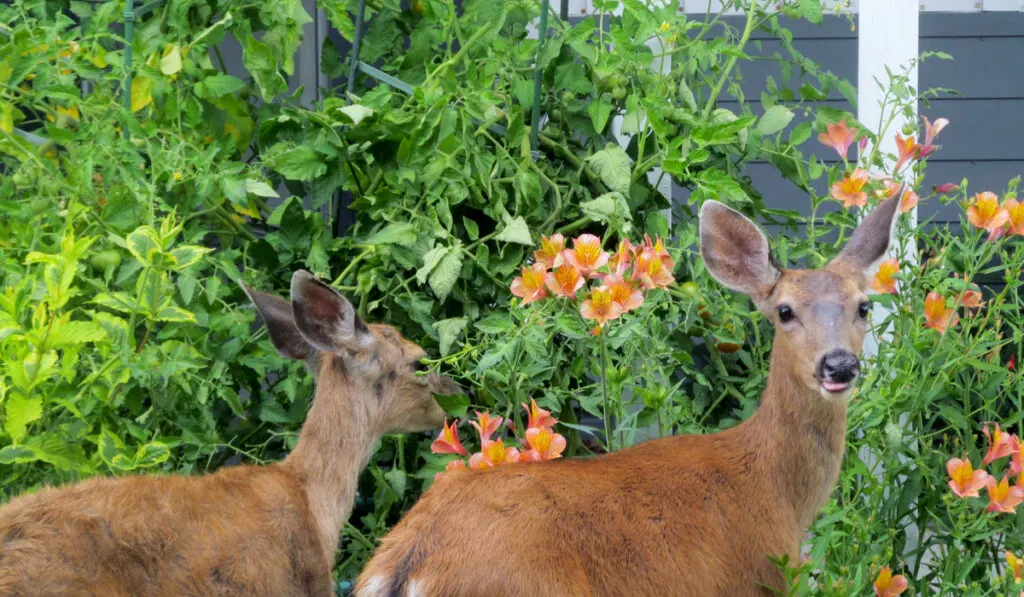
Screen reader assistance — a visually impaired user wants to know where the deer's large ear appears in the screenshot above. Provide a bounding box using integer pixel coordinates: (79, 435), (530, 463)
(833, 189), (902, 273)
(699, 200), (781, 305)
(290, 270), (375, 355)
(241, 284), (315, 361)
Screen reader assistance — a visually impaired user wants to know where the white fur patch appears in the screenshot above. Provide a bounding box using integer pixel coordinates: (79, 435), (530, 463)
(358, 576), (388, 597)
(407, 579), (425, 597)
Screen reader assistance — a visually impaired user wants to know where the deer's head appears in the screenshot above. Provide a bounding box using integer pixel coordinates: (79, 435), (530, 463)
(242, 270), (459, 434)
(699, 192), (902, 400)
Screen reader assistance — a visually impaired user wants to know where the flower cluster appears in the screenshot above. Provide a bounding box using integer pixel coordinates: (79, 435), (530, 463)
(947, 423), (1024, 514)
(824, 116), (948, 210)
(966, 191), (1024, 240)
(869, 261), (982, 334)
(430, 399), (567, 478)
(510, 233), (675, 334)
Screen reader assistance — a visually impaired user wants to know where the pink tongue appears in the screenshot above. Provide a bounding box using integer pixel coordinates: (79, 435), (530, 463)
(822, 381), (849, 393)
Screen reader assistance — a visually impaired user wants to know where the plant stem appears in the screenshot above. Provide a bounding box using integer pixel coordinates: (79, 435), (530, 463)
(598, 330), (613, 452)
(701, 0), (756, 119)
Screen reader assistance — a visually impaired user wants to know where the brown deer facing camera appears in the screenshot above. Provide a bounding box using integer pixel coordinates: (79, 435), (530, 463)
(356, 193), (903, 597)
(0, 270), (460, 597)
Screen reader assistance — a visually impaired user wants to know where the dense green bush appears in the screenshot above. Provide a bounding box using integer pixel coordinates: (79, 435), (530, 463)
(5, 0), (1024, 594)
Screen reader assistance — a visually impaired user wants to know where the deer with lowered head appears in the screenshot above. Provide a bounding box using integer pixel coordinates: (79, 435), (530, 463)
(356, 193), (903, 597)
(0, 270), (460, 597)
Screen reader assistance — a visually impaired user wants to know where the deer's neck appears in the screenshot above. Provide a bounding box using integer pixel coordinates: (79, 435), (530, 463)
(283, 372), (379, 563)
(749, 347), (848, 529)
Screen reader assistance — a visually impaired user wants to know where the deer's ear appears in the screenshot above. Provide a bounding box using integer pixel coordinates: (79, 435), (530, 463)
(290, 270), (375, 355)
(241, 284), (315, 361)
(699, 200), (781, 304)
(833, 190), (901, 273)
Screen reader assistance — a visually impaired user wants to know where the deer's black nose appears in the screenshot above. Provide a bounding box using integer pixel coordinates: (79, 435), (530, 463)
(818, 350), (860, 384)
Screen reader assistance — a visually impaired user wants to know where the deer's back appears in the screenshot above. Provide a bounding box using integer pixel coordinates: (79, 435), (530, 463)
(359, 432), (798, 597)
(0, 463), (330, 597)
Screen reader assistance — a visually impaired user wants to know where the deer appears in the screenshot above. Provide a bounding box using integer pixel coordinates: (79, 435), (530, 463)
(0, 270), (461, 597)
(355, 193), (903, 597)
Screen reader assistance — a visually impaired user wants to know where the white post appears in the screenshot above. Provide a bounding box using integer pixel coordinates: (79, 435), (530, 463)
(857, 0), (923, 570)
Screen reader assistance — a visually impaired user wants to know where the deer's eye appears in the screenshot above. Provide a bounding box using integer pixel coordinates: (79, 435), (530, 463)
(858, 301), (871, 319)
(411, 360), (427, 373)
(777, 304), (795, 323)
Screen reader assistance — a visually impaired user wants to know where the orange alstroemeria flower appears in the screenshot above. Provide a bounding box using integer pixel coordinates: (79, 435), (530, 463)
(919, 115), (949, 157)
(1004, 198), (1024, 237)
(641, 234), (674, 269)
(983, 423), (1016, 466)
(522, 398), (557, 430)
(873, 567), (908, 597)
(534, 234), (566, 269)
(899, 188), (919, 213)
(608, 239), (637, 277)
(511, 263), (548, 305)
(1007, 552), (1024, 583)
(987, 475), (1024, 514)
(1012, 437), (1024, 476)
(604, 275), (644, 313)
(946, 457), (989, 498)
(818, 120), (859, 160)
(870, 259), (899, 295)
(545, 264), (585, 299)
(966, 192), (1010, 238)
(430, 419), (468, 456)
(470, 411), (504, 443)
(831, 169), (869, 209)
(633, 250), (675, 290)
(580, 286), (624, 329)
(469, 439), (520, 470)
(563, 234), (610, 279)
(958, 289), (984, 309)
(924, 292), (958, 333)
(522, 426), (567, 462)
(894, 134), (920, 171)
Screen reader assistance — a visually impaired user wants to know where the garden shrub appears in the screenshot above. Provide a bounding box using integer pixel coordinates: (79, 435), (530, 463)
(4, 0), (1024, 594)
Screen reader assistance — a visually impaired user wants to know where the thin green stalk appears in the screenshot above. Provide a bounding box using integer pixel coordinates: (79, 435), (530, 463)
(599, 330), (613, 452)
(701, 1), (756, 119)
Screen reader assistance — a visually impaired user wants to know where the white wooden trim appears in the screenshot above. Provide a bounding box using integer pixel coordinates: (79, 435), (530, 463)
(673, 0), (1023, 12)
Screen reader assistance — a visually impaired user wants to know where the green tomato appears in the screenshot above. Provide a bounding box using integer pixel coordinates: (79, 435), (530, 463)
(560, 90), (575, 104)
(612, 86), (627, 101)
(89, 249), (122, 272)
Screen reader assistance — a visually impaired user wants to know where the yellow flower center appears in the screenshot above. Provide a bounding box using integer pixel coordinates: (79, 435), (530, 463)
(523, 268), (545, 291)
(590, 287), (613, 310)
(951, 461), (972, 486)
(531, 428), (552, 452)
(554, 266), (579, 291)
(485, 440), (506, 464)
(609, 281), (632, 304)
(575, 242), (600, 267)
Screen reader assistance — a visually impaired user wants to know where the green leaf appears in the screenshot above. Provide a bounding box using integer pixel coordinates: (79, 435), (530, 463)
(384, 468), (407, 497)
(365, 222), (418, 247)
(475, 313), (514, 334)
(586, 144), (633, 195)
(160, 44), (183, 75)
(200, 74), (245, 98)
(259, 400), (291, 424)
(337, 104), (375, 125)
(130, 76), (153, 112)
(495, 216), (534, 246)
(429, 247), (463, 301)
(0, 445), (39, 464)
(153, 305), (196, 323)
(244, 179), (279, 198)
(789, 122), (812, 146)
(133, 442), (170, 468)
(125, 227), (162, 265)
(801, 0), (823, 24)
(581, 192), (632, 235)
(757, 105), (795, 136)
(265, 144), (327, 181)
(168, 245), (212, 270)
(433, 317), (468, 357)
(5, 394), (42, 443)
(587, 97), (613, 134)
(48, 321), (106, 348)
(434, 392), (470, 418)
(513, 171), (541, 203)
(417, 246), (449, 284)
(462, 217), (479, 241)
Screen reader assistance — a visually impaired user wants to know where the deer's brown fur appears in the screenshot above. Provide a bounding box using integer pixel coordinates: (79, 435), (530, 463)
(356, 194), (903, 597)
(0, 270), (459, 597)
